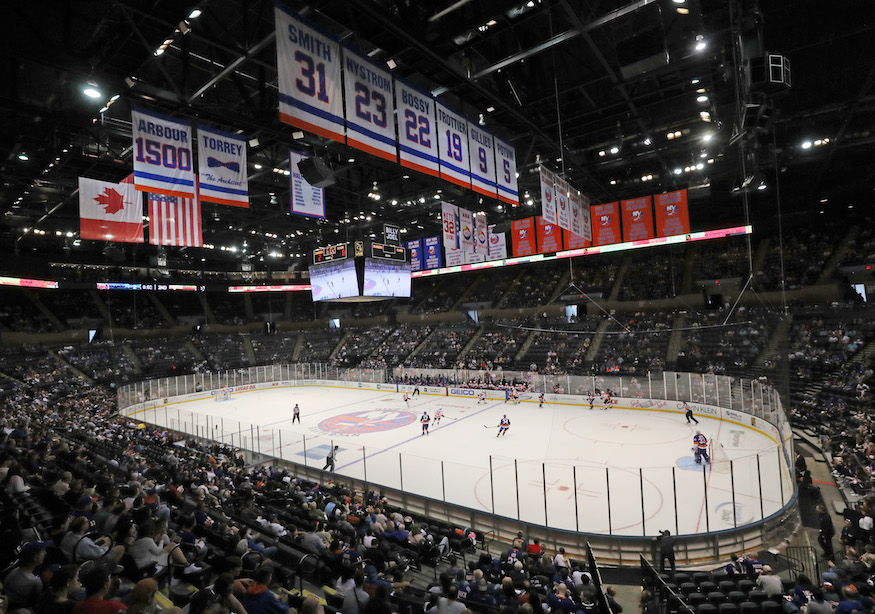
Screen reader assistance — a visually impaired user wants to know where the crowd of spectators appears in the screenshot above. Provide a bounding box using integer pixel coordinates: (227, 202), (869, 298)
(592, 313), (670, 375)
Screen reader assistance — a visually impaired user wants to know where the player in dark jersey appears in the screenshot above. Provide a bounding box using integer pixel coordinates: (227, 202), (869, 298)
(497, 415), (511, 437)
(420, 411), (431, 435)
(539, 392), (545, 407)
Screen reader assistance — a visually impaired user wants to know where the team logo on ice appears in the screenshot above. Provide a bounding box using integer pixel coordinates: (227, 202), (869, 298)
(319, 410), (415, 434)
(363, 278), (377, 291)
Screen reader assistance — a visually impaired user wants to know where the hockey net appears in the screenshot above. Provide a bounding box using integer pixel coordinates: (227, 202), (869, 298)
(709, 439), (731, 473)
(215, 388), (231, 402)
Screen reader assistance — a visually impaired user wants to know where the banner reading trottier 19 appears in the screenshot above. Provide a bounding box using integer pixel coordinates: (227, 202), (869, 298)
(275, 5), (344, 142)
(435, 102), (471, 188)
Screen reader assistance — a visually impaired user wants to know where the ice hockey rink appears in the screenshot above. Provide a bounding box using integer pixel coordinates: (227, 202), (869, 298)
(130, 385), (793, 537)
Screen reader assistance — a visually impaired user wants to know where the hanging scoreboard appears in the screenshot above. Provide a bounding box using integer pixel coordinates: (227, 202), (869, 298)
(342, 46), (397, 162)
(395, 79), (439, 177)
(371, 242), (406, 261)
(313, 242), (349, 264)
(435, 102), (471, 188)
(467, 123), (497, 197)
(275, 5), (344, 142)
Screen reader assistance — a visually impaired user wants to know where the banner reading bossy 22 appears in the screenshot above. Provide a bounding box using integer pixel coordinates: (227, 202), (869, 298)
(275, 5), (344, 142)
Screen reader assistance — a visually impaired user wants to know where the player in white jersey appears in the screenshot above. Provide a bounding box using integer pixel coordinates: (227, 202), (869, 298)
(403, 392), (410, 405)
(497, 415), (511, 437)
(433, 408), (443, 425)
(478, 392), (487, 404)
(512, 390), (520, 405)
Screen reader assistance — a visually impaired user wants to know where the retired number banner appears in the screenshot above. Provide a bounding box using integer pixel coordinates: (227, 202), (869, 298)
(342, 47), (397, 162)
(132, 106), (195, 199)
(395, 79), (438, 177)
(495, 137), (519, 205)
(197, 125), (249, 207)
(435, 102), (471, 188)
(555, 177), (571, 231)
(289, 150), (326, 218)
(275, 5), (344, 142)
(467, 123), (497, 197)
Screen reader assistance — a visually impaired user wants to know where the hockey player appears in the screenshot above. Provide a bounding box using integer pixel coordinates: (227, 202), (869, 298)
(497, 415), (511, 437)
(512, 389), (521, 405)
(412, 385), (420, 397)
(601, 391), (612, 410)
(587, 392), (595, 410)
(538, 392), (545, 408)
(292, 403), (301, 424)
(433, 407), (443, 425)
(403, 392), (410, 406)
(693, 431), (710, 465)
(420, 411), (431, 435)
(684, 401), (699, 424)
(478, 392), (487, 404)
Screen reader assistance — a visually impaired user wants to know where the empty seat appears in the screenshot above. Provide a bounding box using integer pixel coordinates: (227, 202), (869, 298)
(761, 601), (782, 614)
(677, 573), (693, 585)
(700, 582), (719, 595)
(720, 580), (739, 593)
(694, 572), (713, 585)
(681, 583), (699, 596)
(738, 602), (759, 614)
(689, 593), (708, 608)
(719, 604), (740, 614)
(727, 591), (747, 605)
(738, 580), (756, 593)
(697, 604), (719, 614)
(708, 592), (728, 606)
(747, 591), (768, 605)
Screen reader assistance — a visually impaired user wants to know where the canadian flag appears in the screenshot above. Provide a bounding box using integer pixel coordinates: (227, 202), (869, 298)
(78, 177), (144, 243)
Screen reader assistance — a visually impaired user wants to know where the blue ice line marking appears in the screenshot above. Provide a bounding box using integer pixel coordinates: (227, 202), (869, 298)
(335, 401), (503, 471)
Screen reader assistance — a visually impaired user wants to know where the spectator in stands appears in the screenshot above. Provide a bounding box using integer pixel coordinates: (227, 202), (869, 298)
(35, 564), (81, 614)
(72, 566), (127, 614)
(242, 566), (292, 614)
(61, 516), (125, 564)
(4, 541), (46, 611)
(341, 569), (369, 614)
(756, 565), (783, 597)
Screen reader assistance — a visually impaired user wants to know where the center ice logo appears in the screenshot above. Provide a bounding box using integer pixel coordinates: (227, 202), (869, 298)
(363, 278), (377, 291)
(319, 410), (415, 433)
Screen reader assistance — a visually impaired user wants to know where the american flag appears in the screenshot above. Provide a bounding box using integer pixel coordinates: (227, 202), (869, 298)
(148, 193), (203, 247)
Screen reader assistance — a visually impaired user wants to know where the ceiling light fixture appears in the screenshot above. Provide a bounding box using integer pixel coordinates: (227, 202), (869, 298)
(801, 141), (812, 149)
(609, 146), (619, 154)
(188, 8), (202, 19)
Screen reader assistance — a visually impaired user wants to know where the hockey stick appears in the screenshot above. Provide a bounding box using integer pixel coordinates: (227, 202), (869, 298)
(483, 424), (500, 428)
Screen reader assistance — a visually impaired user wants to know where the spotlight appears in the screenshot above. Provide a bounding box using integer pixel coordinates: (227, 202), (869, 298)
(83, 86), (101, 99)
(188, 8), (202, 19)
(609, 146), (619, 154)
(801, 141), (812, 149)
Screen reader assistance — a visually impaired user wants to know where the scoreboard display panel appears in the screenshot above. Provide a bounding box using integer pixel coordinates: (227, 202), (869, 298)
(313, 243), (349, 264)
(371, 242), (406, 261)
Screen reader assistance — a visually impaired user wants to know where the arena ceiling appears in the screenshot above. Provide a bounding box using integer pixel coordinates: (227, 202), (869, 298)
(0, 0), (873, 276)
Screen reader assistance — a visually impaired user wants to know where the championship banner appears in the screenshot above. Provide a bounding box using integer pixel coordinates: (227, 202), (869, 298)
(423, 236), (443, 269)
(435, 102), (471, 188)
(275, 5), (344, 142)
(580, 194), (593, 242)
(495, 137), (519, 205)
(406, 239), (423, 271)
(458, 207), (475, 253)
(563, 229), (588, 250)
(591, 202), (621, 246)
(536, 216), (562, 253)
(467, 123), (497, 197)
(441, 202), (459, 250)
(289, 150), (325, 218)
(395, 79), (439, 177)
(475, 213), (488, 255)
(556, 177), (571, 231)
(511, 217), (536, 257)
(78, 177), (144, 243)
(488, 225), (507, 261)
(621, 196), (655, 242)
(445, 247), (465, 267)
(465, 252), (485, 264)
(539, 166), (557, 224)
(131, 106), (195, 199)
(569, 191), (584, 238)
(197, 125), (249, 207)
(654, 189), (691, 237)
(342, 47), (397, 162)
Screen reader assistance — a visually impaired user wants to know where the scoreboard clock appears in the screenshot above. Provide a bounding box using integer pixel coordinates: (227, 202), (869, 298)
(371, 242), (406, 261)
(313, 243), (349, 264)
